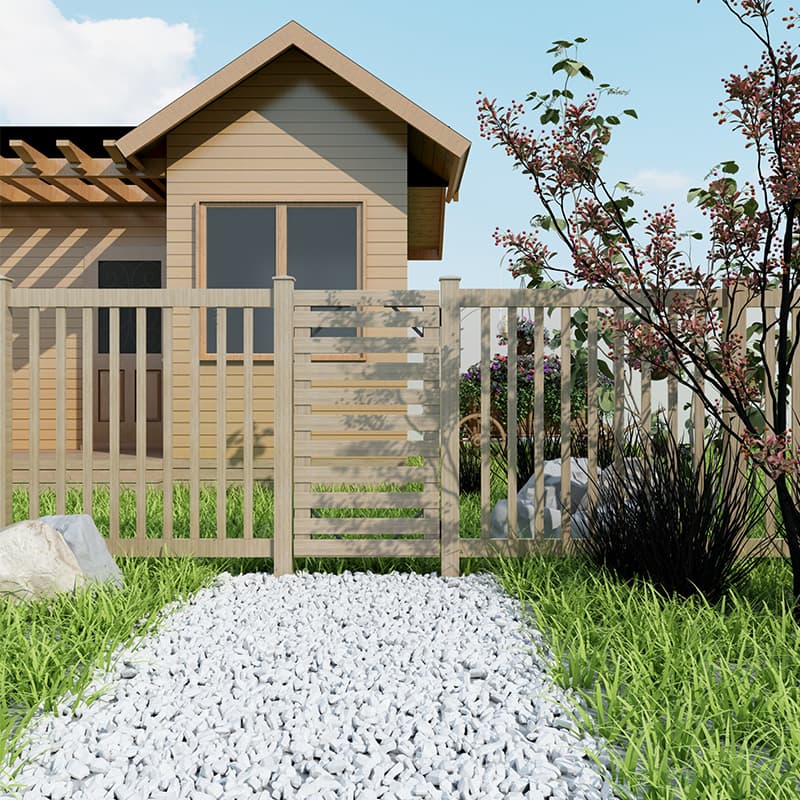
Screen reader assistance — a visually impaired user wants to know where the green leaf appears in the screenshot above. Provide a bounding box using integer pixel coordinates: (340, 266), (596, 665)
(721, 160), (739, 174)
(551, 39), (574, 48)
(746, 321), (764, 339)
(691, 232), (703, 240)
(540, 108), (560, 125)
(623, 109), (638, 119)
(598, 361), (614, 382)
(574, 36), (587, 43)
(605, 115), (621, 125)
(742, 197), (758, 217)
(552, 59), (588, 77)
(579, 65), (595, 80)
(687, 187), (709, 204)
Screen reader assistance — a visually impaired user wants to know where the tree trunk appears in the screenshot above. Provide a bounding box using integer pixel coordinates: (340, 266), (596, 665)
(773, 474), (800, 624)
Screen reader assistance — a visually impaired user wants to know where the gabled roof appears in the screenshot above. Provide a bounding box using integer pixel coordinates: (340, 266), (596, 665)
(116, 20), (470, 201)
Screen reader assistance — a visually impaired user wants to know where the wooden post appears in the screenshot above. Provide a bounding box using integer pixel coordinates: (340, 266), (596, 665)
(0, 276), (12, 527)
(273, 276), (295, 576)
(439, 276), (461, 577)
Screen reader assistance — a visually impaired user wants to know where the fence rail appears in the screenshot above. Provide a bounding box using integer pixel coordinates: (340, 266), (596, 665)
(0, 275), (793, 576)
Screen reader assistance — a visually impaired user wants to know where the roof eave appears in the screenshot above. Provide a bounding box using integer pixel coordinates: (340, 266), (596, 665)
(116, 20), (471, 180)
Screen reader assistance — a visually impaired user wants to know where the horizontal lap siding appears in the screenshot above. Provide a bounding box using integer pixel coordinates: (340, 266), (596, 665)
(0, 206), (166, 451)
(166, 47), (408, 464)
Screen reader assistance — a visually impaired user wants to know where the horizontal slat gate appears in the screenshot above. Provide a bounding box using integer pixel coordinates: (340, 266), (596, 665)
(292, 291), (441, 559)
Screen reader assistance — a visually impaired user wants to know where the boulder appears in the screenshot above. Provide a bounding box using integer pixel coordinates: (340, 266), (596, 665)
(0, 515), (124, 606)
(490, 457), (599, 540)
(0, 520), (88, 605)
(39, 514), (124, 590)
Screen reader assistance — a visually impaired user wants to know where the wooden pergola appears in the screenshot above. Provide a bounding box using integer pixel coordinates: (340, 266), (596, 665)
(0, 138), (165, 204)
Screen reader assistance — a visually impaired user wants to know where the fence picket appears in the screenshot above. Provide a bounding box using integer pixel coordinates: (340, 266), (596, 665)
(136, 306), (146, 541)
(560, 307), (571, 547)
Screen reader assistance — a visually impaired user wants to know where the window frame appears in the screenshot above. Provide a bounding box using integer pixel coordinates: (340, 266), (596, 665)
(197, 200), (365, 362)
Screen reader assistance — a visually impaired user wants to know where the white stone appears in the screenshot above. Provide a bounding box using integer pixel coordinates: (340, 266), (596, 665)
(489, 458), (598, 540)
(38, 514), (124, 590)
(0, 519), (87, 604)
(0, 514), (124, 605)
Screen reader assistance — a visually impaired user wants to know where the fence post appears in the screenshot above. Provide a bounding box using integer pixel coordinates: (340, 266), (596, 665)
(439, 276), (461, 577)
(0, 276), (11, 528)
(273, 276), (296, 576)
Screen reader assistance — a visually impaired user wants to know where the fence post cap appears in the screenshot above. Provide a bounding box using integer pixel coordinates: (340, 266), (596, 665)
(439, 276), (461, 282)
(0, 276), (12, 285)
(272, 275), (296, 284)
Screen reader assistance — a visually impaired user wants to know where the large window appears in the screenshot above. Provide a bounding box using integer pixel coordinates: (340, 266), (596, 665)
(202, 203), (360, 356)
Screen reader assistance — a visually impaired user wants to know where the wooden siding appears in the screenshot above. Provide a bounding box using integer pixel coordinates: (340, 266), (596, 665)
(408, 187), (445, 259)
(0, 205), (166, 452)
(166, 47), (408, 464)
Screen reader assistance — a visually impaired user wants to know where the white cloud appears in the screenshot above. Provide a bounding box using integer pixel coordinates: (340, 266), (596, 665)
(630, 168), (693, 194)
(0, 0), (199, 124)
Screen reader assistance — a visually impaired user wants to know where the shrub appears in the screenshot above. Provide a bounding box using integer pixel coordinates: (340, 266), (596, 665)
(573, 419), (777, 606)
(460, 352), (590, 430)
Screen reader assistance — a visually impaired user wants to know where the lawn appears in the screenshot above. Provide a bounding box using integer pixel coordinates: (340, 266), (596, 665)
(1, 481), (799, 800)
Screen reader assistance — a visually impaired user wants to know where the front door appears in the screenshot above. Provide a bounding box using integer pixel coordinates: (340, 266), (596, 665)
(94, 260), (163, 455)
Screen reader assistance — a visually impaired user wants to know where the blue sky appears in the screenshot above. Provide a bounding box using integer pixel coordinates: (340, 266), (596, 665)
(0, 0), (777, 290)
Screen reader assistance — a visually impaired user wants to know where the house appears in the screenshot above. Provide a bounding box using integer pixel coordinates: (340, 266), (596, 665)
(0, 20), (470, 469)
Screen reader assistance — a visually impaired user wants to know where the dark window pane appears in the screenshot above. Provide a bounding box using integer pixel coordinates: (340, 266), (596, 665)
(206, 207), (275, 353)
(288, 207), (358, 337)
(98, 261), (161, 354)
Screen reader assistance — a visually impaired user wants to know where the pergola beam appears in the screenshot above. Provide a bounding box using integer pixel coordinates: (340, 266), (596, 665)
(103, 140), (127, 165)
(0, 156), (164, 180)
(4, 176), (70, 202)
(101, 139), (166, 201)
(8, 140), (55, 175)
(124, 175), (166, 202)
(0, 182), (33, 202)
(48, 177), (111, 203)
(91, 177), (148, 203)
(56, 140), (95, 174)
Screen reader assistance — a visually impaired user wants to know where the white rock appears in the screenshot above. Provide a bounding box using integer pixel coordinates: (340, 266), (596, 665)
(0, 519), (87, 604)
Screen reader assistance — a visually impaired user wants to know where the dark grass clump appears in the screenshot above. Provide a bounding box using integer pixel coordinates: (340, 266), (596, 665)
(492, 416), (616, 490)
(459, 441), (483, 493)
(572, 419), (778, 606)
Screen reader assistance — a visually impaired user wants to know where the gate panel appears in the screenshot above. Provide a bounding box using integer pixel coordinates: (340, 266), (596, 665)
(292, 290), (441, 560)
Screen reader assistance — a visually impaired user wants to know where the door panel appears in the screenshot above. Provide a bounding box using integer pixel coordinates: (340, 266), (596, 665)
(94, 261), (163, 455)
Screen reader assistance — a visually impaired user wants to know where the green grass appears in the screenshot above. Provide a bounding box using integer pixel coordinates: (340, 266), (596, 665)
(1, 482), (799, 799)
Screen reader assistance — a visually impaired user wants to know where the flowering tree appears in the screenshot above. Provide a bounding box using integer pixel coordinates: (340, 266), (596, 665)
(477, 0), (800, 618)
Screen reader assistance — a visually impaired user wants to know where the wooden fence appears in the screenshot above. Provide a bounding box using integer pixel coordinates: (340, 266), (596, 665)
(0, 275), (792, 576)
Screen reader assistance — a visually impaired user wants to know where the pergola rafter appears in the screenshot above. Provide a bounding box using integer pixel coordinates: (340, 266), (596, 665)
(4, 176), (70, 203)
(0, 182), (33, 202)
(0, 137), (165, 204)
